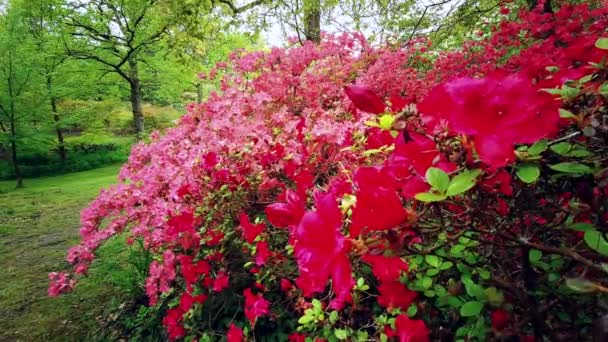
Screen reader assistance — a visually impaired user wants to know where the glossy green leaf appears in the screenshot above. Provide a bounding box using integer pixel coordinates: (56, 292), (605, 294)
(584, 230), (608, 256)
(516, 164), (540, 183)
(446, 169), (480, 196)
(460, 301), (484, 317)
(558, 108), (576, 119)
(595, 37), (608, 50)
(549, 162), (593, 174)
(425, 254), (440, 268)
(415, 192), (447, 202)
(334, 329), (348, 340)
(528, 140), (548, 155)
(426, 167), (450, 193)
(529, 249), (542, 263)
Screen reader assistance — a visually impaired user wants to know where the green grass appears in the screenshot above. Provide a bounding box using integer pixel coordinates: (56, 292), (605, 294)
(0, 164), (139, 340)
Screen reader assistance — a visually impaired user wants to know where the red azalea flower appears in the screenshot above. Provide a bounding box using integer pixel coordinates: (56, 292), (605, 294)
(167, 211), (196, 235)
(179, 292), (207, 312)
(288, 333), (307, 342)
(294, 193), (354, 309)
(243, 288), (270, 326)
(178, 255), (210, 289)
(206, 229), (224, 246)
(163, 308), (186, 341)
(280, 278), (293, 292)
(390, 314), (430, 342)
(265, 189), (306, 229)
(345, 84), (386, 114)
(226, 323), (244, 342)
(212, 272), (229, 292)
(239, 212), (265, 243)
(350, 167), (408, 237)
(491, 309), (510, 331)
(366, 128), (395, 150)
(377, 281), (418, 310)
(392, 131), (455, 176)
(418, 74), (559, 168)
(255, 241), (272, 266)
(361, 254), (409, 282)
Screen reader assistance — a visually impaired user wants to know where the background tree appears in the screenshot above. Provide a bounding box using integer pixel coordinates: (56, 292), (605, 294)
(0, 0), (45, 187)
(64, 0), (175, 139)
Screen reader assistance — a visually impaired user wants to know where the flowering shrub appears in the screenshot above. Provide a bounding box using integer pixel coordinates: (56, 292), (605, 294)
(51, 2), (608, 341)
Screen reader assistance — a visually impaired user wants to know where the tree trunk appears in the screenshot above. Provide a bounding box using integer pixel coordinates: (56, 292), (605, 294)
(303, 0), (321, 43)
(129, 58), (144, 139)
(9, 113), (22, 188)
(196, 82), (203, 104)
(47, 76), (66, 161)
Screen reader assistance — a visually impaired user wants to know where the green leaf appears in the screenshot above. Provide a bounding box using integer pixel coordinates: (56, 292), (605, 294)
(329, 311), (338, 324)
(378, 114), (395, 130)
(450, 244), (466, 255)
(565, 278), (597, 293)
(584, 230), (608, 256)
(364, 120), (380, 128)
(595, 37), (608, 50)
(426, 167), (450, 193)
(528, 140), (548, 155)
(446, 169), (480, 196)
(549, 162), (593, 174)
(516, 164), (540, 183)
(529, 249), (542, 263)
(298, 314), (314, 324)
(440, 261), (454, 270)
(422, 276), (433, 289)
(425, 254), (440, 268)
(426, 268), (440, 276)
(550, 142), (571, 155)
(407, 304), (418, 317)
(334, 329), (348, 340)
(415, 192), (447, 202)
(356, 277), (364, 288)
(462, 275), (485, 300)
(599, 83), (608, 96)
(460, 301), (484, 317)
(559, 108), (576, 119)
(568, 223), (595, 232)
(484, 287), (504, 307)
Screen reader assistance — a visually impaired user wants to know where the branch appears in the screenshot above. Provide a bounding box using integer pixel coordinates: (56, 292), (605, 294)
(217, 0), (268, 15)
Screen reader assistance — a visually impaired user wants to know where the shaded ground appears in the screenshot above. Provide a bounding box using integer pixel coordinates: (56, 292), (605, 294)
(0, 165), (137, 341)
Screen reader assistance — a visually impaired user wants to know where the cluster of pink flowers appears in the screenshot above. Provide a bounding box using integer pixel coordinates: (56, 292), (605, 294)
(51, 2), (608, 340)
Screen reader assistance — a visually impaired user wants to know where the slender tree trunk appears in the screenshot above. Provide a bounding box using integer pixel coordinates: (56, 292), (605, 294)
(9, 111), (22, 188)
(303, 0), (321, 43)
(196, 82), (203, 104)
(128, 58), (144, 139)
(47, 76), (66, 161)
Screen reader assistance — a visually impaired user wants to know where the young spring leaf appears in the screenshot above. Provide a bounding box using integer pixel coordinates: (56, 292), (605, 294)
(516, 164), (540, 183)
(528, 140), (548, 155)
(595, 37), (608, 50)
(415, 192), (447, 202)
(446, 169), (481, 196)
(549, 162), (593, 174)
(558, 109), (576, 119)
(425, 167), (449, 193)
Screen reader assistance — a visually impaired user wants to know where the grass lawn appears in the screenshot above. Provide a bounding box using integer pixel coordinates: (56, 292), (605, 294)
(0, 165), (139, 340)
